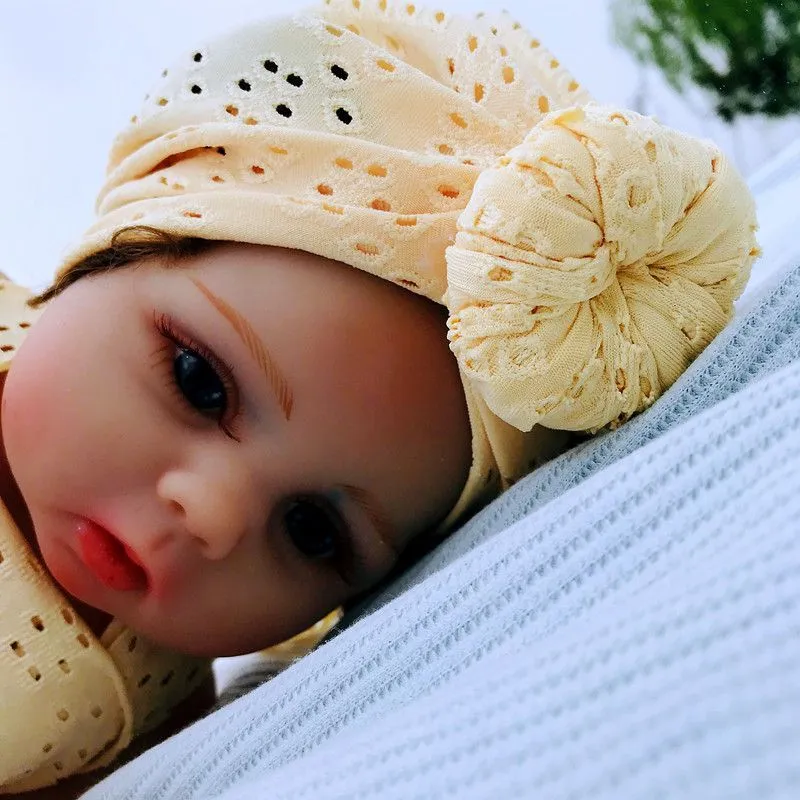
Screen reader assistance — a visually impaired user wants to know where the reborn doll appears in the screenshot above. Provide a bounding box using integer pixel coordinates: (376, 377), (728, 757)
(0, 0), (758, 792)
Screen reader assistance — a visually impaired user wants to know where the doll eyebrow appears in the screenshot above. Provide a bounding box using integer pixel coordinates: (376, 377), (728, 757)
(190, 277), (294, 420)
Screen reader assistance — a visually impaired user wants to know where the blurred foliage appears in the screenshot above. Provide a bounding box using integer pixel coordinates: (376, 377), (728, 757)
(612, 0), (800, 121)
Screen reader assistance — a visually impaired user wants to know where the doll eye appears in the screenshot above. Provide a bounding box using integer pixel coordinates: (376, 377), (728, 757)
(174, 348), (227, 416)
(154, 312), (240, 439)
(283, 497), (345, 560)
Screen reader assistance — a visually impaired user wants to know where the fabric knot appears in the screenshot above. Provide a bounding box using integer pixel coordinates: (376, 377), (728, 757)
(446, 104), (759, 433)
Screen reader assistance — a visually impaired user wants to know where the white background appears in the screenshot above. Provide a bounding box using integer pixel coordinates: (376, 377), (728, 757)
(2, 0), (798, 290)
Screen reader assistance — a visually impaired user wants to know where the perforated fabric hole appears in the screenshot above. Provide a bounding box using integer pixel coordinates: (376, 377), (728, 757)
(356, 243), (380, 255)
(263, 59), (279, 72)
(335, 108), (353, 124)
(489, 266), (513, 281)
(627, 182), (650, 208)
(276, 104), (293, 118)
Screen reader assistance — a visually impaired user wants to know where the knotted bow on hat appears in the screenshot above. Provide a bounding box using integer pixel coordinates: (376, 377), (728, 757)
(57, 0), (758, 528)
(446, 104), (757, 434)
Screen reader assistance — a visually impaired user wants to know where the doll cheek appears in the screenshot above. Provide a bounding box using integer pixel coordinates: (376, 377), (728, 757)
(3, 364), (51, 441)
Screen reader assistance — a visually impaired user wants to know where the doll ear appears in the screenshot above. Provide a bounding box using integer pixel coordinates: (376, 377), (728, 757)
(445, 104), (759, 434)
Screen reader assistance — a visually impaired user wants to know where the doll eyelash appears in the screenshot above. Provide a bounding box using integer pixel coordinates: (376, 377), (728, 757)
(153, 311), (243, 441)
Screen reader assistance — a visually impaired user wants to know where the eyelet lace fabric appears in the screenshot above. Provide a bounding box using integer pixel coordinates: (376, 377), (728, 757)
(56, 0), (758, 529)
(0, 280), (210, 793)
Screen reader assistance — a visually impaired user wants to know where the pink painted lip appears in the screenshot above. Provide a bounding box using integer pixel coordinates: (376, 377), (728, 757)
(76, 519), (149, 592)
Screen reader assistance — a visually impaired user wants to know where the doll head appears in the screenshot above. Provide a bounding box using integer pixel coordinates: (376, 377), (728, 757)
(3, 0), (757, 656)
(3, 229), (472, 656)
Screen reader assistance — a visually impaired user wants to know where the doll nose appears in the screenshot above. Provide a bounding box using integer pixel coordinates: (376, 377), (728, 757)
(156, 458), (254, 561)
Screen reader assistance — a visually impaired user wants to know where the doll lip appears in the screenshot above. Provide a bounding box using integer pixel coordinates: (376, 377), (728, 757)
(76, 518), (150, 592)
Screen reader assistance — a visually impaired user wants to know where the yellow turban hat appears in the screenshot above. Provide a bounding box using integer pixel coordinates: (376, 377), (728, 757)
(57, 0), (759, 529)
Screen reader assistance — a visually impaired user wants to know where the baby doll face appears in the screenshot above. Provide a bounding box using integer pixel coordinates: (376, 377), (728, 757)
(2, 244), (471, 656)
